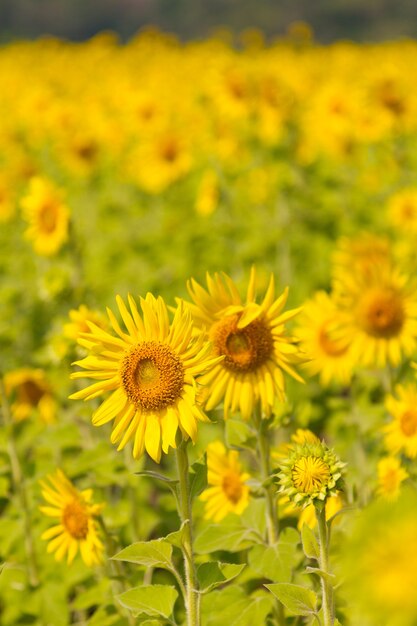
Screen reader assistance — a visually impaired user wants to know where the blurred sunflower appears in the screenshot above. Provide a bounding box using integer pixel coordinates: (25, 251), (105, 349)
(21, 176), (70, 256)
(200, 441), (250, 521)
(296, 291), (354, 386)
(40, 470), (103, 566)
(384, 384), (417, 458)
(388, 187), (417, 233)
(376, 456), (408, 500)
(63, 304), (109, 342)
(184, 268), (304, 419)
(70, 293), (220, 462)
(4, 368), (56, 423)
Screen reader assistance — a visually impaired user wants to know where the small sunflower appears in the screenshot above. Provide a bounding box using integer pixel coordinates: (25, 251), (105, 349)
(40, 470), (103, 566)
(376, 456), (408, 501)
(70, 293), (221, 463)
(277, 441), (345, 507)
(296, 291), (354, 386)
(199, 441), (250, 522)
(388, 187), (417, 233)
(21, 176), (70, 256)
(4, 368), (56, 423)
(63, 304), (109, 342)
(184, 268), (304, 420)
(384, 384), (417, 458)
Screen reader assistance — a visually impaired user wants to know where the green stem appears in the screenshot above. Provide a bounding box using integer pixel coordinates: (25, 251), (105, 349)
(254, 409), (279, 544)
(315, 504), (333, 626)
(175, 440), (200, 626)
(0, 380), (39, 587)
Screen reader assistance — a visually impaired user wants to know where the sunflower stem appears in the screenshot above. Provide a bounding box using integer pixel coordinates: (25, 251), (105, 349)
(254, 408), (279, 544)
(175, 440), (200, 626)
(315, 503), (333, 626)
(0, 379), (39, 587)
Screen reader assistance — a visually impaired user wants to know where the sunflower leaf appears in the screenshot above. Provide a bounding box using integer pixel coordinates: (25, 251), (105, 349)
(117, 584), (178, 618)
(135, 470), (178, 485)
(301, 524), (320, 560)
(265, 583), (318, 616)
(197, 561), (246, 593)
(189, 454), (207, 500)
(112, 539), (173, 570)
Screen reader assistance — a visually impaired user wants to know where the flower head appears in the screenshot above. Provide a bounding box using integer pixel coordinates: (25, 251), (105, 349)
(384, 384), (417, 458)
(4, 368), (56, 423)
(277, 441), (345, 507)
(184, 268), (304, 420)
(40, 470), (103, 566)
(200, 441), (250, 522)
(376, 456), (408, 501)
(63, 304), (109, 342)
(70, 293), (221, 463)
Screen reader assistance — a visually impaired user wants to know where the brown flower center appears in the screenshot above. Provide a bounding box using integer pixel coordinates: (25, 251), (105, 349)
(62, 500), (89, 540)
(210, 314), (273, 373)
(358, 288), (405, 339)
(400, 410), (417, 437)
(121, 341), (184, 411)
(20, 379), (46, 406)
(222, 473), (243, 504)
(39, 202), (58, 233)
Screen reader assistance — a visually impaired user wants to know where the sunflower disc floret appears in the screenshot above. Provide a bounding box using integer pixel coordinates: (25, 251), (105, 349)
(277, 441), (345, 507)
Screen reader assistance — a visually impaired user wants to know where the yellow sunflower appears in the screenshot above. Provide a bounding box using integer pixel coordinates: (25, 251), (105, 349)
(384, 384), (417, 458)
(296, 291), (354, 386)
(70, 293), (220, 463)
(184, 268), (304, 420)
(200, 441), (250, 522)
(376, 456), (408, 500)
(63, 304), (109, 341)
(4, 368), (56, 423)
(40, 469), (103, 566)
(21, 176), (70, 256)
(388, 187), (417, 233)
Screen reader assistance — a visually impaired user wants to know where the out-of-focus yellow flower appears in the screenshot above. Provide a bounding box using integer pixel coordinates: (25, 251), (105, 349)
(296, 291), (354, 386)
(200, 441), (250, 522)
(384, 384), (417, 458)
(376, 456), (408, 500)
(0, 174), (16, 222)
(4, 368), (56, 423)
(21, 177), (70, 256)
(184, 268), (304, 420)
(40, 470), (103, 566)
(70, 293), (221, 463)
(195, 170), (219, 216)
(297, 492), (343, 530)
(388, 187), (417, 233)
(63, 304), (109, 342)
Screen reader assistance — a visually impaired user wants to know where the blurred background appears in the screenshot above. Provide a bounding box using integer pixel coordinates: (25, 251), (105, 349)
(1, 0), (417, 43)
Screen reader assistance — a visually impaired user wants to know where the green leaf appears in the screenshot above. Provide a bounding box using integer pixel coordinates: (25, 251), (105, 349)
(117, 585), (178, 618)
(201, 586), (275, 626)
(265, 583), (318, 616)
(197, 561), (245, 593)
(112, 539), (173, 570)
(194, 522), (258, 553)
(301, 524), (320, 560)
(225, 419), (257, 450)
(135, 470), (178, 485)
(189, 455), (207, 500)
(72, 579), (111, 610)
(249, 526), (301, 582)
(163, 522), (187, 549)
(304, 567), (336, 584)
(240, 498), (267, 539)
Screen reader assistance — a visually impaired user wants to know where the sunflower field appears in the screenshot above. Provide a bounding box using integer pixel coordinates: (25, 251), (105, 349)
(1, 28), (417, 626)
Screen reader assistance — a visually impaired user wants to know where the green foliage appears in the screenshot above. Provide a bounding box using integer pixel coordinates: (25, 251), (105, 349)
(112, 539), (174, 570)
(265, 583), (318, 616)
(117, 585), (178, 619)
(197, 561), (246, 593)
(301, 523), (320, 560)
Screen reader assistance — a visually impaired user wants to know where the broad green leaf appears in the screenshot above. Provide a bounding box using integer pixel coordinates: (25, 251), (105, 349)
(265, 583), (318, 616)
(304, 566), (336, 584)
(72, 578), (111, 610)
(197, 561), (245, 592)
(117, 585), (178, 618)
(201, 586), (274, 626)
(87, 607), (123, 626)
(225, 419), (257, 450)
(112, 539), (173, 570)
(189, 455), (207, 500)
(194, 522), (258, 553)
(163, 522), (187, 549)
(249, 527), (301, 582)
(240, 498), (267, 539)
(301, 524), (320, 560)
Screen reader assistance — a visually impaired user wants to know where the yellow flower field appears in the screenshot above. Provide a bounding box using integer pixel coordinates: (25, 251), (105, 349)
(1, 30), (417, 626)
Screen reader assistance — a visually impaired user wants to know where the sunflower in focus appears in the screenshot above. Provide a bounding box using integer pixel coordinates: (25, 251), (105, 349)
(184, 268), (304, 420)
(4, 368), (56, 423)
(40, 470), (103, 566)
(376, 456), (408, 500)
(296, 291), (354, 386)
(70, 293), (221, 462)
(384, 384), (417, 458)
(21, 176), (70, 256)
(200, 441), (250, 522)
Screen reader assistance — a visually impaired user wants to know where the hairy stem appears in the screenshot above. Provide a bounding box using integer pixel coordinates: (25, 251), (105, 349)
(316, 504), (333, 626)
(254, 409), (279, 544)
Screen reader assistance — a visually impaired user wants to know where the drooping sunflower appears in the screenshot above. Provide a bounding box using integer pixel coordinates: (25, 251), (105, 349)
(4, 368), (56, 423)
(183, 268), (304, 420)
(70, 293), (220, 463)
(199, 441), (250, 522)
(384, 384), (417, 458)
(296, 291), (354, 386)
(21, 176), (70, 256)
(40, 470), (103, 566)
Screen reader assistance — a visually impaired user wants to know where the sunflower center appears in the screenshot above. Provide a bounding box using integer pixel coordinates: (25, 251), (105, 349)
(62, 500), (89, 540)
(318, 321), (348, 357)
(400, 410), (417, 437)
(211, 314), (273, 372)
(121, 341), (184, 411)
(358, 288), (405, 339)
(292, 456), (330, 493)
(222, 472), (243, 504)
(20, 379), (45, 406)
(39, 203), (58, 233)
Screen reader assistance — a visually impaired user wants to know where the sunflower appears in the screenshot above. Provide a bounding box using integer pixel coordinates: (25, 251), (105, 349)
(376, 456), (408, 500)
(4, 368), (56, 423)
(183, 268), (304, 420)
(199, 441), (250, 522)
(388, 187), (417, 233)
(21, 177), (70, 256)
(63, 304), (109, 342)
(40, 470), (103, 566)
(384, 384), (417, 458)
(70, 293), (220, 463)
(296, 291), (354, 386)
